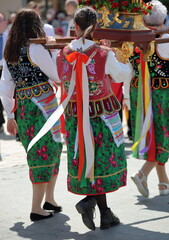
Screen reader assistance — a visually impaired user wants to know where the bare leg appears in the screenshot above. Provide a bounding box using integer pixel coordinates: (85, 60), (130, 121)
(140, 161), (158, 177)
(137, 161), (158, 188)
(31, 183), (49, 215)
(131, 161), (158, 197)
(156, 164), (169, 190)
(45, 175), (59, 206)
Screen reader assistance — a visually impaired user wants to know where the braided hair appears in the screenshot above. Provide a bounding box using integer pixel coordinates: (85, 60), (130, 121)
(74, 6), (97, 44)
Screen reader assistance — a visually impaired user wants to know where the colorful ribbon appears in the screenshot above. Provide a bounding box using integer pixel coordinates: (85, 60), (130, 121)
(132, 51), (156, 160)
(66, 52), (94, 182)
(27, 51), (94, 181)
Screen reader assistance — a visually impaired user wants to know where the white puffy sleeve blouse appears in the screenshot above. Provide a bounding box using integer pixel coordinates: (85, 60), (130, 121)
(0, 44), (60, 118)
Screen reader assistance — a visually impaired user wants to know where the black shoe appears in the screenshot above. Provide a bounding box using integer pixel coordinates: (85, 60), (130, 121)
(100, 208), (120, 230)
(0, 125), (4, 133)
(16, 134), (20, 141)
(30, 212), (54, 221)
(43, 202), (62, 212)
(75, 197), (97, 231)
(128, 135), (133, 141)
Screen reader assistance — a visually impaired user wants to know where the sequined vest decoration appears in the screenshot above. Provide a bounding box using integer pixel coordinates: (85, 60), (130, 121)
(130, 47), (169, 89)
(7, 45), (49, 90)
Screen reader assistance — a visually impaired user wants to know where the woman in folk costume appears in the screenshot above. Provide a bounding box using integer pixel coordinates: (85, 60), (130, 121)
(130, 1), (169, 198)
(0, 9), (63, 221)
(28, 6), (133, 230)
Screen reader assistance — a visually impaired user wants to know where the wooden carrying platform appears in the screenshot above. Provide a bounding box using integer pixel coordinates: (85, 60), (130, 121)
(28, 37), (75, 49)
(28, 29), (169, 50)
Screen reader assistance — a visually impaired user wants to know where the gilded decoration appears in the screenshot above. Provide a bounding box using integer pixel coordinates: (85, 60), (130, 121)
(78, 1), (155, 62)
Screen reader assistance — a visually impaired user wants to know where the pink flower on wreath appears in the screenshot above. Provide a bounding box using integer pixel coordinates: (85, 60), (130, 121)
(96, 187), (104, 193)
(96, 178), (103, 186)
(122, 1), (128, 6)
(147, 5), (152, 11)
(132, 7), (138, 12)
(112, 2), (120, 9)
(142, 10), (148, 15)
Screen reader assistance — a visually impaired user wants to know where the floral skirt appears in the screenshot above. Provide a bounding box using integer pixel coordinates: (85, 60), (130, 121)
(65, 115), (127, 195)
(17, 91), (62, 183)
(130, 86), (169, 164)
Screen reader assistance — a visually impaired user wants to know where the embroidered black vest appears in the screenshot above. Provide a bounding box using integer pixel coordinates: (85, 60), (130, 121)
(7, 45), (49, 89)
(130, 47), (169, 89)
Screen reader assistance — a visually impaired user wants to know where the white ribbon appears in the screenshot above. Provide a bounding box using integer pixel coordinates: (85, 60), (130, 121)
(27, 70), (76, 152)
(82, 61), (94, 179)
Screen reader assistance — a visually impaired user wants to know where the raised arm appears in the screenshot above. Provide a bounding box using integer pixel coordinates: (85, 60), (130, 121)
(105, 50), (134, 83)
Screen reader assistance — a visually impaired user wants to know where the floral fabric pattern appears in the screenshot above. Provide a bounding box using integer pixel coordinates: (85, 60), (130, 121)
(17, 94), (62, 183)
(130, 86), (169, 164)
(65, 115), (127, 195)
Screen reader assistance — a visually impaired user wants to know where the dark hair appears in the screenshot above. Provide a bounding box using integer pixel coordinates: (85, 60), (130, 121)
(74, 6), (97, 44)
(4, 8), (45, 63)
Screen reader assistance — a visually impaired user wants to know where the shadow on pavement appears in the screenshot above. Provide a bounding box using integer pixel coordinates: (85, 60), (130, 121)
(10, 213), (169, 240)
(135, 195), (169, 213)
(0, 132), (15, 141)
(10, 213), (81, 240)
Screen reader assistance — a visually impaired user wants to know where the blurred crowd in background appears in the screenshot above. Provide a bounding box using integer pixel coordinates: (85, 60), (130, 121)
(1, 0), (169, 136)
(4, 0), (78, 38)
(0, 0), (78, 135)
